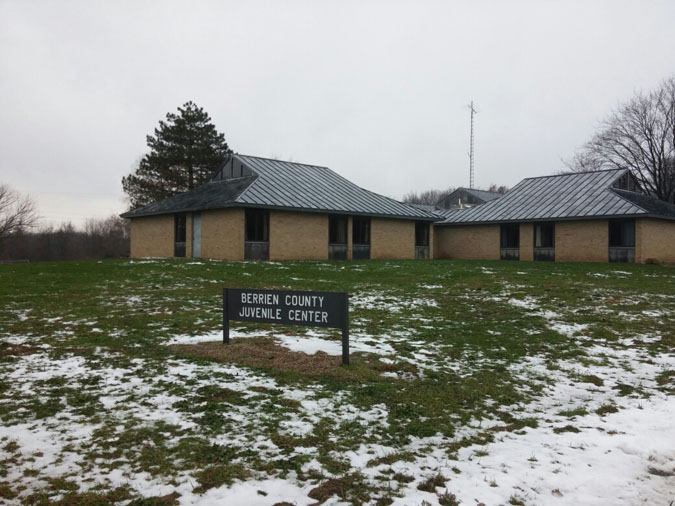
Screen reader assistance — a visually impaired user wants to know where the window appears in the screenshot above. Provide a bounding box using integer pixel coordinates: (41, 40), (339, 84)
(608, 219), (635, 263)
(244, 209), (269, 260)
(534, 223), (554, 248)
(212, 158), (251, 181)
(328, 215), (348, 260)
(534, 222), (555, 261)
(500, 224), (519, 248)
(174, 213), (186, 257)
(609, 219), (635, 247)
(415, 222), (430, 259)
(415, 222), (429, 247)
(329, 215), (347, 244)
(353, 217), (370, 245)
(352, 217), (370, 260)
(245, 209), (269, 242)
(612, 173), (640, 192)
(500, 224), (520, 260)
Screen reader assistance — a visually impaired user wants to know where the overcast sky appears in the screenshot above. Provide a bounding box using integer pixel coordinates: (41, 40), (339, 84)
(1, 0), (674, 227)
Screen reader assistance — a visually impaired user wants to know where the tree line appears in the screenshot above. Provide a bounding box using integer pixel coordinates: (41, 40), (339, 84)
(0, 215), (129, 263)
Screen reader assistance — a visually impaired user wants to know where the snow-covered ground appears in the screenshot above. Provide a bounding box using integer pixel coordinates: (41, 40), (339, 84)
(164, 324), (675, 505)
(1, 273), (673, 505)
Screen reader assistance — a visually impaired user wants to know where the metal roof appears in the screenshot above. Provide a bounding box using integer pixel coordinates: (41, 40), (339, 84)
(612, 189), (675, 219)
(436, 169), (675, 225)
(121, 176), (255, 218)
(454, 187), (503, 203)
(122, 154), (436, 220)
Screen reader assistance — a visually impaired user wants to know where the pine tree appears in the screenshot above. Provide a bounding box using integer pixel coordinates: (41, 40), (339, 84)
(122, 102), (232, 209)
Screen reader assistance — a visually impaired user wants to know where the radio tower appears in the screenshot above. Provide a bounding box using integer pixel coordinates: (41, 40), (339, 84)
(468, 101), (477, 189)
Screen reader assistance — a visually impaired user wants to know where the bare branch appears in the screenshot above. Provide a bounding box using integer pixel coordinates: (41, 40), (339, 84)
(565, 76), (675, 203)
(0, 184), (39, 240)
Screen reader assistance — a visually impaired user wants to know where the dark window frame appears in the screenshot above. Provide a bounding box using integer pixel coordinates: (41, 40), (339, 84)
(415, 222), (430, 247)
(608, 218), (635, 263)
(534, 222), (555, 248)
(174, 213), (187, 257)
(245, 208), (269, 242)
(352, 217), (371, 245)
(415, 222), (430, 259)
(500, 224), (520, 249)
(329, 215), (348, 245)
(608, 219), (635, 248)
(500, 223), (520, 260)
(533, 222), (555, 261)
(352, 216), (371, 260)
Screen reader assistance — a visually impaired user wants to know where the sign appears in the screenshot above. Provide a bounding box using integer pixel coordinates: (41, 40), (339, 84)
(223, 288), (350, 365)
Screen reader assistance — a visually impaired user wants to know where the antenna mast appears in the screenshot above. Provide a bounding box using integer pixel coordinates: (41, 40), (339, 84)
(468, 101), (477, 189)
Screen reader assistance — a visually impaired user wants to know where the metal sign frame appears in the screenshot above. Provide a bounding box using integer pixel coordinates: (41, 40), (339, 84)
(223, 288), (350, 365)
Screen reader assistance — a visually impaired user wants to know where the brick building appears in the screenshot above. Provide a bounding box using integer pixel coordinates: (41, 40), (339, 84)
(122, 155), (436, 261)
(123, 158), (675, 264)
(434, 169), (675, 264)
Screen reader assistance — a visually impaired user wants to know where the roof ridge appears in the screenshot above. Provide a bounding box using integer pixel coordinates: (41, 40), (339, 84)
(521, 168), (628, 181)
(455, 186), (496, 192)
(612, 188), (645, 195)
(207, 174), (256, 184)
(465, 187), (503, 195)
(234, 153), (330, 170)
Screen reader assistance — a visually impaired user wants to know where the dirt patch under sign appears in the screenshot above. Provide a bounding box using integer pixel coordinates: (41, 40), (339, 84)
(170, 337), (411, 381)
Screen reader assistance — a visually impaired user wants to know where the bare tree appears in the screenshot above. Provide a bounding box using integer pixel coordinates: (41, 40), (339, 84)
(0, 184), (38, 240)
(84, 215), (129, 239)
(402, 186), (455, 206)
(487, 184), (509, 194)
(566, 76), (675, 203)
(0, 216), (129, 262)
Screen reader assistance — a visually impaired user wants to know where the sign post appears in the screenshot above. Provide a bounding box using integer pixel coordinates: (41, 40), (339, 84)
(223, 288), (350, 365)
(341, 292), (349, 366)
(223, 288), (229, 345)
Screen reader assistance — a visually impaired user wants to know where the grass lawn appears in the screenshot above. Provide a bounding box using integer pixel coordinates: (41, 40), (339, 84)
(0, 258), (673, 505)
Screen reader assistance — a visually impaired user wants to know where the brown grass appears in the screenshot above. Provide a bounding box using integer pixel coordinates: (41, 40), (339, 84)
(171, 338), (344, 375)
(417, 473), (447, 492)
(171, 337), (416, 382)
(307, 474), (369, 504)
(0, 344), (44, 357)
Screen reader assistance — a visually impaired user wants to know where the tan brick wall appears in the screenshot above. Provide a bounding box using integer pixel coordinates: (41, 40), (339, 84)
(201, 209), (245, 261)
(186, 213), (193, 258)
(429, 224), (434, 260)
(269, 211), (328, 261)
(370, 218), (415, 259)
(347, 216), (353, 260)
(434, 225), (500, 260)
(636, 218), (675, 264)
(520, 223), (533, 261)
(555, 220), (608, 263)
(129, 215), (174, 258)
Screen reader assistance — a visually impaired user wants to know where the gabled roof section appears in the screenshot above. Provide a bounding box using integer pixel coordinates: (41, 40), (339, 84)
(436, 187), (503, 210)
(232, 155), (436, 219)
(121, 176), (257, 218)
(435, 169), (675, 225)
(456, 187), (503, 202)
(122, 154), (436, 220)
(612, 189), (675, 219)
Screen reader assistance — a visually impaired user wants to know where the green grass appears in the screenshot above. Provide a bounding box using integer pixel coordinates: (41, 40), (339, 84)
(0, 258), (674, 503)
